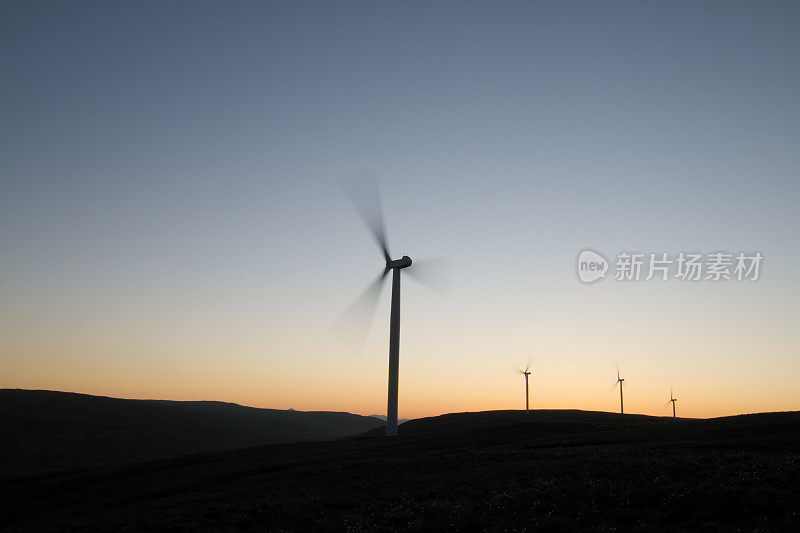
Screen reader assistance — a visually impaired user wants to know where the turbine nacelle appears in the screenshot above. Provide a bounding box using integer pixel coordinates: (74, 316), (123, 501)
(387, 256), (412, 270)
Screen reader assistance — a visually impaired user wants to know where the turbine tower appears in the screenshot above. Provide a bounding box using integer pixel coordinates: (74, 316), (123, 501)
(340, 177), (444, 437)
(520, 363), (532, 413)
(615, 366), (625, 414)
(668, 386), (677, 418)
(384, 254), (411, 436)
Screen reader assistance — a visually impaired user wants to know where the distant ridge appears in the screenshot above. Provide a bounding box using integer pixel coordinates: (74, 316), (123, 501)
(355, 408), (800, 439)
(0, 389), (383, 480)
(369, 414), (409, 424)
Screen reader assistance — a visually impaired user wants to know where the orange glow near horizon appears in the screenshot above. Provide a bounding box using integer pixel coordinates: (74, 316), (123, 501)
(5, 375), (796, 421)
(3, 267), (800, 421)
(5, 322), (798, 421)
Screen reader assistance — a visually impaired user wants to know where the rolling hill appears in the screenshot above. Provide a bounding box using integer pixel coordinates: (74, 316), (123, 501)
(3, 407), (799, 531)
(0, 389), (383, 481)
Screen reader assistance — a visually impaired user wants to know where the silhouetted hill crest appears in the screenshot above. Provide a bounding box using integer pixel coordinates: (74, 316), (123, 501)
(0, 388), (383, 480)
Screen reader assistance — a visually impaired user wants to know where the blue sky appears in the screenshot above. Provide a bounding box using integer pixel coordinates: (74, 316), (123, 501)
(2, 1), (799, 417)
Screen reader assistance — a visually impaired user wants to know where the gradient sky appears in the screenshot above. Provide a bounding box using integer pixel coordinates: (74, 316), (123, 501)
(2, 1), (799, 419)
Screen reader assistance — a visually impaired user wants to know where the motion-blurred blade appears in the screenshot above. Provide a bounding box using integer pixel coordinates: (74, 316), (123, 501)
(406, 257), (452, 296)
(342, 174), (391, 263)
(332, 270), (389, 351)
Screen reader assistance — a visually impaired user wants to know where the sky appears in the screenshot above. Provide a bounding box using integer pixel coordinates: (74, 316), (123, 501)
(2, 1), (799, 419)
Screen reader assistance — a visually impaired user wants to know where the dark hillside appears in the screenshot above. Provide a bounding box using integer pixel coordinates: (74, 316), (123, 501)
(3, 408), (799, 531)
(0, 389), (383, 480)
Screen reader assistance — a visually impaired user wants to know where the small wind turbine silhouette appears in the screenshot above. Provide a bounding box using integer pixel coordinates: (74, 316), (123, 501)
(519, 363), (532, 413)
(338, 176), (446, 437)
(614, 365), (625, 414)
(667, 386), (677, 418)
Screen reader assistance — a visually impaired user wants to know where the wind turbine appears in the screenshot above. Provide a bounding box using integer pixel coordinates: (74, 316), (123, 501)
(667, 386), (677, 418)
(519, 363), (532, 413)
(614, 366), (625, 414)
(339, 177), (445, 437)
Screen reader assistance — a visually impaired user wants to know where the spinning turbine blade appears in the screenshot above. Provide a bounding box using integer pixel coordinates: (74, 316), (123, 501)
(332, 270), (388, 350)
(342, 175), (391, 263)
(406, 257), (452, 296)
(338, 174), (419, 436)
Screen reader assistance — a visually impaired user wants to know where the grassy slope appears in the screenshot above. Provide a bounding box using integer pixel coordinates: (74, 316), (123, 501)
(0, 389), (383, 481)
(3, 408), (799, 531)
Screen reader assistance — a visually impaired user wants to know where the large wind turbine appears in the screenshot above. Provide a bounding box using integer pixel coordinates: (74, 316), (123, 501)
(668, 386), (677, 418)
(614, 366), (625, 414)
(520, 364), (532, 413)
(340, 177), (443, 437)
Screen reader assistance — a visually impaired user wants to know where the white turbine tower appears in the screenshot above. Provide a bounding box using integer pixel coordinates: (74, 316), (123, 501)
(519, 363), (532, 413)
(667, 386), (677, 418)
(614, 365), (625, 414)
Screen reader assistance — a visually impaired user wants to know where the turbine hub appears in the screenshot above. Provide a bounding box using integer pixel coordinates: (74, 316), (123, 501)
(387, 255), (412, 269)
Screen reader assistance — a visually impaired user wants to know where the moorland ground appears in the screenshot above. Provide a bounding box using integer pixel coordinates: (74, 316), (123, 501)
(3, 406), (799, 531)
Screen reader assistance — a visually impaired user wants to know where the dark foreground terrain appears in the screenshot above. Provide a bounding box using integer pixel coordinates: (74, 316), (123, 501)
(0, 389), (383, 480)
(3, 409), (800, 531)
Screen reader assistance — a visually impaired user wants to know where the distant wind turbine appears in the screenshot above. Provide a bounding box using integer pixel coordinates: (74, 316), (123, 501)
(519, 363), (532, 413)
(614, 366), (625, 414)
(667, 386), (677, 418)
